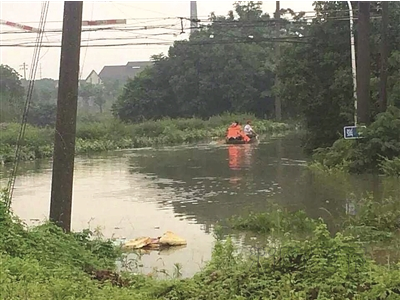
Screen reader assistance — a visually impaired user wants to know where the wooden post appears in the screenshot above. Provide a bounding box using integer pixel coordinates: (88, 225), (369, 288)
(379, 1), (389, 111)
(356, 1), (371, 125)
(49, 1), (83, 232)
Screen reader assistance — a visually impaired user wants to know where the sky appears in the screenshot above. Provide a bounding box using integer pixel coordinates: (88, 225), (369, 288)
(0, 1), (314, 80)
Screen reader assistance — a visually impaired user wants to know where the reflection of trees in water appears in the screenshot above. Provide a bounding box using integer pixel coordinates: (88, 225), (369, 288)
(138, 138), (397, 233)
(1, 159), (51, 178)
(128, 136), (390, 232)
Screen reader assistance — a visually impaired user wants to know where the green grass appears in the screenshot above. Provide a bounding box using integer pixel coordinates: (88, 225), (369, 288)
(228, 202), (318, 235)
(0, 113), (293, 163)
(0, 189), (399, 300)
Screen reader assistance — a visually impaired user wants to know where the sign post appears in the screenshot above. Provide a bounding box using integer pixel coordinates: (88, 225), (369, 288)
(343, 125), (366, 139)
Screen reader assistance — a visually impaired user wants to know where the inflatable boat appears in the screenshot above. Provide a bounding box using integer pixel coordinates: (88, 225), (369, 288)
(225, 135), (258, 144)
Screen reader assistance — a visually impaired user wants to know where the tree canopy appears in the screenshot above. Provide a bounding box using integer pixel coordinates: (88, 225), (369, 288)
(113, 1), (399, 152)
(112, 1), (282, 121)
(0, 64), (25, 123)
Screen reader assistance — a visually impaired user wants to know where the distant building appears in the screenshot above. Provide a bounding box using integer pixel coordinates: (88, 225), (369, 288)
(85, 70), (102, 85)
(87, 61), (153, 86)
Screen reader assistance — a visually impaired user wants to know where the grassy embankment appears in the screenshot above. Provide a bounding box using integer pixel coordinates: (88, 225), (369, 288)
(0, 113), (292, 163)
(1, 186), (399, 299)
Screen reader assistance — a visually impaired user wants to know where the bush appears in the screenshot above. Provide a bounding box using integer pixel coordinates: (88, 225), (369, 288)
(342, 194), (400, 242)
(27, 102), (57, 127)
(312, 106), (400, 174)
(380, 157), (400, 177)
(158, 223), (400, 300)
(1, 115), (293, 163)
(228, 203), (317, 235)
(0, 189), (399, 299)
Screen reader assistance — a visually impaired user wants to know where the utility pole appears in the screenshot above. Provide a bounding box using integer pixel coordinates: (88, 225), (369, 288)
(356, 1), (371, 125)
(274, 1), (282, 121)
(19, 62), (28, 80)
(379, 1), (389, 112)
(347, 1), (357, 126)
(49, 1), (83, 232)
(190, 1), (198, 34)
(39, 64), (42, 79)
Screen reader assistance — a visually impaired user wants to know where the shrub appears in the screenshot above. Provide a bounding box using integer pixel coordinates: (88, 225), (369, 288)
(312, 106), (400, 174)
(1, 115), (292, 163)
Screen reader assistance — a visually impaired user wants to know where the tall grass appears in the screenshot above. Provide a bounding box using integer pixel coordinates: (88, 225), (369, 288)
(0, 114), (293, 163)
(1, 189), (399, 299)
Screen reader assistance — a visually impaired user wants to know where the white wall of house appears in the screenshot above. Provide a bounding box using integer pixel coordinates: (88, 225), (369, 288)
(85, 71), (102, 85)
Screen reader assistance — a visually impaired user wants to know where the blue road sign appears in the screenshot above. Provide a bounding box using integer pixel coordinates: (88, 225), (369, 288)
(343, 126), (365, 139)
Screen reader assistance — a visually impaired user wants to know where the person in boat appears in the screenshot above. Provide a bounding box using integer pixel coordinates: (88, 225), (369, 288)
(226, 121), (250, 142)
(243, 120), (257, 138)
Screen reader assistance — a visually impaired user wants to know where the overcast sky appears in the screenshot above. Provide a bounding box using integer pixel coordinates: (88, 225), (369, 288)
(1, 1), (314, 79)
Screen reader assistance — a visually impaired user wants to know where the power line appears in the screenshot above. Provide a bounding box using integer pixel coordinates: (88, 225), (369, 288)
(7, 7), (368, 25)
(0, 24), (181, 35)
(0, 8), (384, 50)
(0, 36), (311, 49)
(6, 1), (50, 209)
(0, 12), (383, 38)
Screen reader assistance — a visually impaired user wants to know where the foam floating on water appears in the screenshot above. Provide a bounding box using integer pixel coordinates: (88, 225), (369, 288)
(159, 231), (187, 246)
(122, 231), (187, 251)
(122, 237), (152, 250)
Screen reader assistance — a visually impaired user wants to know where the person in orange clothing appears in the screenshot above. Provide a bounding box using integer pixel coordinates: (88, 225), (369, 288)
(226, 122), (238, 137)
(226, 121), (250, 142)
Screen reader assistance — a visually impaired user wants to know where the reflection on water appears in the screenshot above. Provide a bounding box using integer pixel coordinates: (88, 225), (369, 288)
(0, 133), (398, 277)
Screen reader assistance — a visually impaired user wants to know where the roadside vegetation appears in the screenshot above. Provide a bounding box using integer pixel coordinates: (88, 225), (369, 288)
(0, 113), (291, 164)
(0, 1), (399, 298)
(1, 188), (399, 300)
(311, 106), (400, 176)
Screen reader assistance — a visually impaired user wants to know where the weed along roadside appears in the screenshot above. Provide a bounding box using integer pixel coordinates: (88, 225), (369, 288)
(0, 114), (293, 164)
(1, 189), (399, 300)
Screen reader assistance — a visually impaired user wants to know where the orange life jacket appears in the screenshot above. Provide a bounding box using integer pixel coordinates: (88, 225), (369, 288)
(226, 124), (251, 142)
(226, 124), (241, 139)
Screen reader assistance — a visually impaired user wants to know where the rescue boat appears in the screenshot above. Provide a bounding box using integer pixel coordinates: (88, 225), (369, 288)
(225, 135), (258, 144)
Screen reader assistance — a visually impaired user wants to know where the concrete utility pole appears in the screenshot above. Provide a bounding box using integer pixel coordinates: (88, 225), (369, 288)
(49, 1), (83, 232)
(356, 1), (371, 125)
(19, 62), (28, 80)
(190, 1), (198, 34)
(274, 1), (282, 121)
(347, 1), (358, 126)
(379, 1), (389, 112)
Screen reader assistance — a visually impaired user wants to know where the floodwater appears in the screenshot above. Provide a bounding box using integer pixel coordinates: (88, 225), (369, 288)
(0, 133), (398, 277)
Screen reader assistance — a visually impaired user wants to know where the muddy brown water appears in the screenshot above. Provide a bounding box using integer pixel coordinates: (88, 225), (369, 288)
(0, 133), (398, 277)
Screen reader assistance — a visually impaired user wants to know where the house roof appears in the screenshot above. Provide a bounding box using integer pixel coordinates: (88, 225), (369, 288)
(98, 61), (153, 82)
(85, 70), (100, 81)
(126, 61), (153, 68)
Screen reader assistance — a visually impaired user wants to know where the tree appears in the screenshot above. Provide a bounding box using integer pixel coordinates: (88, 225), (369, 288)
(0, 64), (25, 122)
(27, 102), (57, 127)
(276, 2), (355, 151)
(112, 0), (399, 155)
(78, 82), (94, 110)
(32, 78), (58, 104)
(356, 1), (371, 125)
(113, 1), (278, 122)
(276, 1), (399, 151)
(93, 85), (106, 113)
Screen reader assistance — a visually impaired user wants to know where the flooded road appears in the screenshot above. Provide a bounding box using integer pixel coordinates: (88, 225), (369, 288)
(0, 133), (398, 277)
